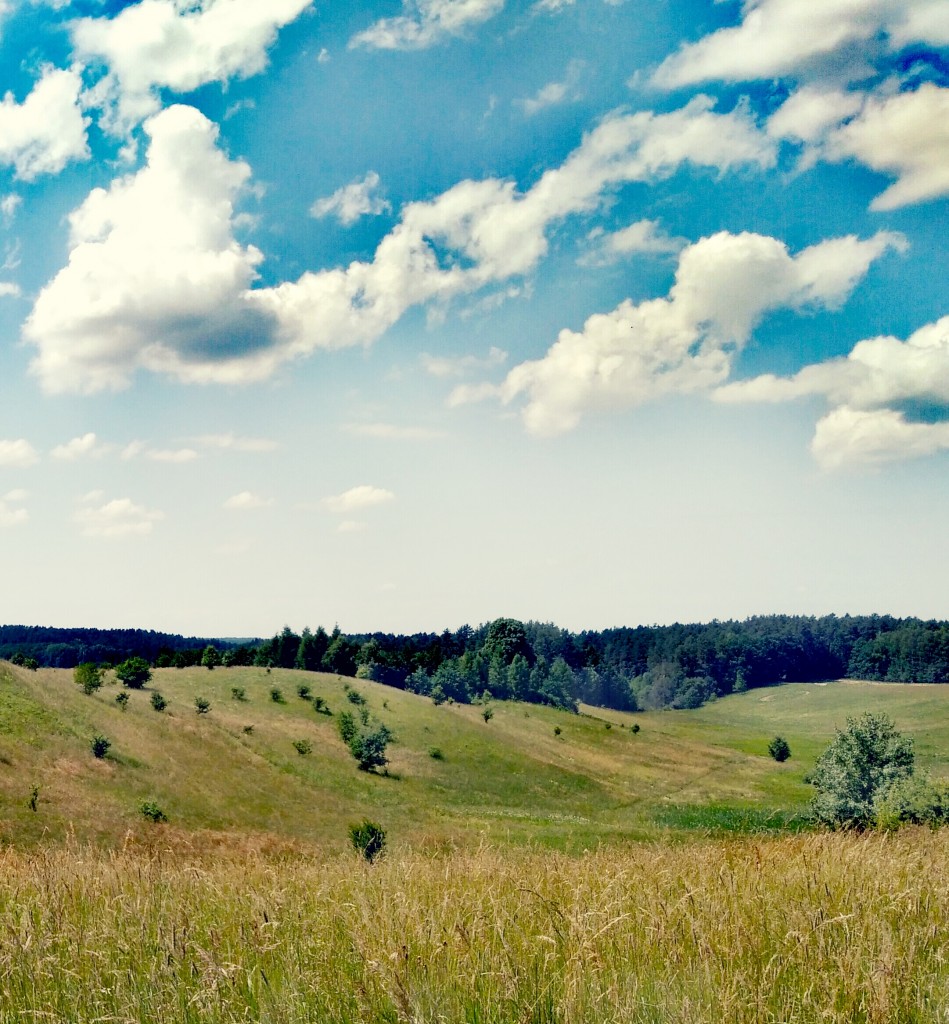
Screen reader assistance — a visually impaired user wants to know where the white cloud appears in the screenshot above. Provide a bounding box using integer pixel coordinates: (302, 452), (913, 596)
(310, 171), (391, 226)
(532, 0), (574, 11)
(497, 229), (902, 435)
(767, 86), (864, 146)
(824, 84), (949, 210)
(3, 489), (28, 502)
(717, 317), (949, 467)
(580, 218), (684, 265)
(345, 422), (447, 440)
(516, 60), (583, 116)
(51, 433), (111, 460)
(349, 0), (504, 51)
(317, 47), (330, 63)
(652, 0), (949, 88)
(75, 496), (164, 537)
(0, 66), (88, 179)
(0, 488), (28, 528)
(72, 0), (314, 130)
(26, 97), (773, 393)
(148, 447), (199, 463)
(421, 345), (507, 378)
(0, 194), (21, 219)
(322, 484), (395, 514)
(0, 439), (39, 467)
(0, 281), (20, 297)
(223, 491), (274, 509)
(194, 433), (279, 452)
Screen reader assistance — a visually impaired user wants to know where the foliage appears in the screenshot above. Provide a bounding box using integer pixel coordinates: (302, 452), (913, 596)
(150, 691), (167, 712)
(201, 645), (221, 670)
(115, 657), (152, 690)
(345, 687), (367, 706)
(873, 774), (949, 829)
(811, 712), (915, 828)
(296, 684), (311, 700)
(28, 786), (38, 812)
(312, 696), (331, 715)
(768, 736), (791, 762)
(231, 686), (247, 702)
(74, 662), (103, 695)
(114, 691), (129, 710)
(90, 735), (110, 759)
(428, 746), (444, 760)
(270, 688), (286, 704)
(348, 820), (386, 862)
(338, 710), (391, 772)
(292, 739), (312, 756)
(481, 706), (493, 722)
(140, 802), (168, 823)
(194, 696), (211, 715)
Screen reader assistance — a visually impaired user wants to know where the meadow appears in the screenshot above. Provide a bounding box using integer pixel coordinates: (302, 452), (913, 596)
(3, 663), (949, 1021)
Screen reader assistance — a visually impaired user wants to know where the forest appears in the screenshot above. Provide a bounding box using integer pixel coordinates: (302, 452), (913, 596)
(5, 613), (949, 712)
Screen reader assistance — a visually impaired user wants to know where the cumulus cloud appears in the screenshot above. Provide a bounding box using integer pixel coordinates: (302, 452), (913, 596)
(72, 0), (314, 130)
(0, 489), (28, 528)
(349, 0), (504, 51)
(26, 96), (773, 393)
(0, 439), (39, 467)
(495, 229), (902, 435)
(193, 432), (279, 452)
(421, 345), (507, 378)
(516, 60), (584, 116)
(0, 66), (88, 179)
(147, 447), (198, 462)
(579, 218), (684, 265)
(310, 171), (391, 225)
(0, 281), (20, 297)
(322, 484), (395, 514)
(652, 0), (949, 88)
(532, 0), (574, 11)
(223, 490), (274, 509)
(51, 432), (111, 460)
(74, 496), (164, 537)
(718, 317), (949, 467)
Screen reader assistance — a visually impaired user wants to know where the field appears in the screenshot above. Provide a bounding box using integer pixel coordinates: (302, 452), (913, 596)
(4, 664), (949, 1022)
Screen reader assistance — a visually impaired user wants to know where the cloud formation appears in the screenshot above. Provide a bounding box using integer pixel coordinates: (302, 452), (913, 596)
(718, 316), (949, 467)
(74, 496), (164, 537)
(0, 490), (28, 528)
(516, 59), (584, 116)
(349, 0), (505, 50)
(496, 229), (902, 435)
(0, 66), (88, 179)
(72, 0), (314, 129)
(224, 490), (274, 509)
(322, 484), (395, 514)
(0, 439), (39, 467)
(26, 96), (775, 394)
(310, 171), (391, 225)
(579, 218), (684, 265)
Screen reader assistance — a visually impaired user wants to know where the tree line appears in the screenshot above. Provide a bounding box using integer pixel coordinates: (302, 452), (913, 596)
(6, 614), (949, 712)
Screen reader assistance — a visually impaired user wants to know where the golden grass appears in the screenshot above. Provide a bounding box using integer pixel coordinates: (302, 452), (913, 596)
(1, 831), (948, 1022)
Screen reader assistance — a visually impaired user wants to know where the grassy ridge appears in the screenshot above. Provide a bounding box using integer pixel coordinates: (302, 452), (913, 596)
(1, 832), (948, 1022)
(3, 662), (949, 849)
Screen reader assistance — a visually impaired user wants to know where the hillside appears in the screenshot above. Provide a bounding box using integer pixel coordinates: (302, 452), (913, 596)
(3, 662), (949, 852)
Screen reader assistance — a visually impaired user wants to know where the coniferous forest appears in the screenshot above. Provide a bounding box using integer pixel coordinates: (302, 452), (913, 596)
(4, 613), (949, 713)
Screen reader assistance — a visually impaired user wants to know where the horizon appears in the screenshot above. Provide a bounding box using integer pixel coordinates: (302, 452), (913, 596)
(1, 0), (947, 637)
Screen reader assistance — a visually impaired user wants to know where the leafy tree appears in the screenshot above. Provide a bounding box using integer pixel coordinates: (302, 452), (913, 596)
(270, 687), (286, 703)
(295, 626), (330, 671)
(231, 686), (247, 702)
(297, 684), (312, 700)
(150, 691), (168, 712)
(201, 645), (221, 670)
(115, 656), (151, 689)
(90, 735), (111, 759)
(115, 691), (129, 710)
(481, 618), (532, 666)
(74, 662), (104, 695)
(348, 820), (386, 862)
(811, 712), (915, 827)
(322, 632), (359, 677)
(194, 696), (211, 714)
(337, 710), (391, 771)
(768, 736), (791, 762)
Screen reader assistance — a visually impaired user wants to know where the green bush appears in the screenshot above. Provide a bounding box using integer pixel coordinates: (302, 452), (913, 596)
(348, 820), (386, 863)
(768, 736), (791, 762)
(74, 662), (103, 695)
(140, 802), (168, 823)
(293, 739), (312, 756)
(194, 696), (211, 714)
(345, 688), (367, 706)
(91, 735), (111, 759)
(631, 723), (641, 734)
(313, 696), (331, 715)
(873, 774), (949, 829)
(338, 711), (391, 771)
(114, 692), (130, 711)
(115, 657), (151, 689)
(150, 691), (167, 712)
(296, 684), (312, 700)
(28, 786), (39, 813)
(242, 724), (254, 735)
(554, 726), (562, 736)
(231, 687), (247, 702)
(481, 706), (494, 722)
(428, 746), (444, 760)
(270, 688), (286, 704)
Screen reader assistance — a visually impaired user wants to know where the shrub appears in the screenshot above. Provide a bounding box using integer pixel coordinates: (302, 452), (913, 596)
(481, 706), (494, 722)
(313, 696), (331, 715)
(348, 820), (386, 863)
(768, 736), (791, 762)
(28, 786), (39, 813)
(338, 711), (391, 771)
(194, 696), (211, 714)
(430, 685), (447, 706)
(297, 684), (312, 700)
(242, 724), (254, 735)
(811, 712), (915, 828)
(270, 688), (286, 704)
(201, 645), (220, 670)
(428, 746), (444, 760)
(293, 739), (312, 756)
(231, 687), (247, 702)
(345, 688), (367, 706)
(115, 657), (151, 689)
(632, 723), (641, 734)
(23, 657), (38, 671)
(554, 726), (562, 736)
(115, 691), (130, 711)
(74, 662), (103, 695)
(604, 722), (611, 730)
(91, 735), (111, 759)
(150, 691), (167, 712)
(140, 802), (168, 823)
(873, 774), (949, 829)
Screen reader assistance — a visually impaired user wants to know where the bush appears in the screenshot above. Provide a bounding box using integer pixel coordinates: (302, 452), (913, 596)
(150, 691), (167, 712)
(345, 688), (367, 706)
(115, 657), (151, 689)
(28, 786), (39, 812)
(74, 662), (103, 695)
(811, 712), (915, 828)
(481, 706), (494, 722)
(293, 739), (312, 756)
(140, 802), (168, 823)
(338, 710), (391, 772)
(91, 735), (111, 759)
(231, 687), (247, 702)
(337, 711), (358, 745)
(872, 774), (949, 829)
(428, 746), (444, 760)
(242, 724), (254, 735)
(768, 736), (791, 762)
(554, 726), (561, 736)
(631, 723), (641, 734)
(297, 684), (312, 700)
(270, 688), (286, 704)
(115, 691), (129, 711)
(23, 657), (38, 671)
(313, 696), (331, 715)
(348, 820), (386, 863)
(194, 696), (211, 714)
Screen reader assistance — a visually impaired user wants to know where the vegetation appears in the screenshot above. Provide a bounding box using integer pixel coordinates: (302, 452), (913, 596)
(150, 691), (167, 712)
(114, 691), (129, 711)
(293, 739), (312, 756)
(768, 735), (791, 762)
(74, 662), (103, 695)
(115, 656), (151, 690)
(348, 819), (387, 862)
(90, 735), (110, 759)
(139, 801), (167, 823)
(194, 696), (211, 714)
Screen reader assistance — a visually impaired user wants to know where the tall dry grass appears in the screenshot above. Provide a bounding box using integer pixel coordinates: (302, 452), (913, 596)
(0, 830), (947, 1023)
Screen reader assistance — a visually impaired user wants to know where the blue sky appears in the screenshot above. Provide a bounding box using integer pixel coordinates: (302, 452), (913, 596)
(0, 0), (947, 637)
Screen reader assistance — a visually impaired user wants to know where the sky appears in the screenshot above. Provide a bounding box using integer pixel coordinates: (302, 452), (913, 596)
(0, 0), (947, 639)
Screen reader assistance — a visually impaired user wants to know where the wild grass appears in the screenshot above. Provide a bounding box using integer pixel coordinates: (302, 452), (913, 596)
(1, 831), (948, 1022)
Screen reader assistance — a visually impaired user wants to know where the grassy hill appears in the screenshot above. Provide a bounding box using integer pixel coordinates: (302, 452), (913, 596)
(3, 661), (949, 851)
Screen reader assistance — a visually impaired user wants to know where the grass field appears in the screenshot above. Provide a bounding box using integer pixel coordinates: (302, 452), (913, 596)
(3, 661), (949, 849)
